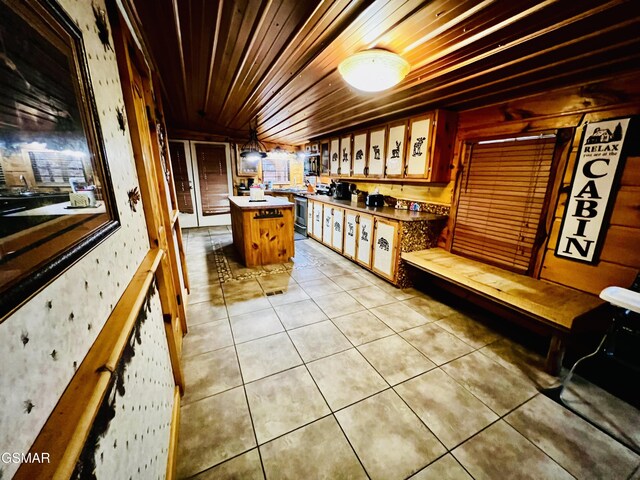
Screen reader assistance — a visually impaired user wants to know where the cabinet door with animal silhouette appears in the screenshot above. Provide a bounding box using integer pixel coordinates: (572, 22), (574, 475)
(307, 199), (314, 237)
(340, 135), (352, 176)
(372, 218), (399, 281)
(312, 200), (323, 241)
(331, 207), (345, 252)
(343, 209), (358, 259)
(329, 138), (340, 176)
(406, 114), (434, 178)
(355, 213), (374, 268)
(368, 128), (386, 177)
(322, 204), (333, 245)
(385, 122), (407, 177)
(352, 132), (368, 177)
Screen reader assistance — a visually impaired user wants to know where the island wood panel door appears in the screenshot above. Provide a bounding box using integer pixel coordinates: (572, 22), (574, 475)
(367, 127), (386, 178)
(340, 134), (352, 176)
(190, 141), (233, 226)
(307, 199), (314, 237)
(322, 204), (333, 245)
(312, 201), (323, 241)
(168, 140), (198, 228)
(385, 122), (407, 177)
(343, 209), (358, 259)
(372, 218), (399, 281)
(352, 132), (367, 177)
(355, 213), (374, 268)
(329, 138), (340, 176)
(331, 207), (345, 252)
(406, 114), (434, 178)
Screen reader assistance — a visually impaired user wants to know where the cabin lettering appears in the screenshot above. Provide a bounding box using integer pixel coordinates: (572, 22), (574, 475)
(555, 118), (630, 263)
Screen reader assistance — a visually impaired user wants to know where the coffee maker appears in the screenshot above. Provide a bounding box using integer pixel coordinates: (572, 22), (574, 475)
(333, 182), (351, 200)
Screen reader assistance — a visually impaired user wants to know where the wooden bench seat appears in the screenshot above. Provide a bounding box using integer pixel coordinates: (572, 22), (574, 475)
(401, 248), (606, 375)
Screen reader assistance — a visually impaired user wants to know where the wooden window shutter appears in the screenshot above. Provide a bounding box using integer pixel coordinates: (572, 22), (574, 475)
(194, 143), (230, 216)
(168, 141), (194, 214)
(451, 135), (556, 274)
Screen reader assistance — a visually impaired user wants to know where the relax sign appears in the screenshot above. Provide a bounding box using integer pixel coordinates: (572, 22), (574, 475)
(555, 118), (630, 264)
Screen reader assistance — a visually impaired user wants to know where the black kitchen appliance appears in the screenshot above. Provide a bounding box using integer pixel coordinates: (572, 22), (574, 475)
(366, 193), (384, 207)
(333, 182), (351, 200)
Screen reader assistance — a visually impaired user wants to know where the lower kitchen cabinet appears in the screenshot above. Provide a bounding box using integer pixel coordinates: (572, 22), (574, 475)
(355, 212), (374, 268)
(307, 198), (314, 237)
(331, 207), (345, 252)
(322, 204), (333, 245)
(372, 218), (399, 281)
(311, 200), (323, 241)
(343, 210), (358, 259)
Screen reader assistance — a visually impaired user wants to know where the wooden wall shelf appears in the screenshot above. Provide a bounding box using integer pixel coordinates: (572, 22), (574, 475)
(332, 177), (449, 187)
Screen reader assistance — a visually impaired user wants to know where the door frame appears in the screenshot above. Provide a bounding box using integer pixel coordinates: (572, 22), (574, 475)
(189, 140), (233, 227)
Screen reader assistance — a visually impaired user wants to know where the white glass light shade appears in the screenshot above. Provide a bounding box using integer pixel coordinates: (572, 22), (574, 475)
(338, 49), (410, 92)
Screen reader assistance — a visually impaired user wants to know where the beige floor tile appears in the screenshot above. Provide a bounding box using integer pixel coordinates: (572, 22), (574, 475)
(225, 295), (272, 317)
(376, 282), (418, 301)
(257, 272), (296, 292)
(189, 283), (225, 304)
(479, 337), (558, 389)
(441, 351), (537, 415)
(436, 312), (500, 349)
(395, 369), (498, 449)
(183, 319), (234, 357)
(452, 421), (573, 480)
(331, 273), (373, 290)
(245, 366), (330, 444)
(192, 449), (264, 479)
(348, 285), (398, 308)
(288, 320), (352, 362)
(177, 387), (256, 478)
(400, 323), (474, 365)
(505, 394), (640, 479)
(298, 278), (343, 298)
(222, 279), (263, 297)
(321, 263), (354, 276)
(236, 332), (302, 383)
(273, 299), (328, 330)
(187, 299), (228, 326)
(183, 346), (243, 405)
(410, 454), (472, 479)
(336, 389), (446, 480)
(371, 302), (431, 332)
(229, 308), (284, 344)
(290, 267), (327, 283)
(307, 348), (387, 410)
(402, 295), (459, 322)
(358, 335), (436, 385)
(313, 291), (365, 318)
(266, 284), (310, 307)
(562, 375), (640, 451)
(260, 416), (367, 479)
(332, 310), (395, 345)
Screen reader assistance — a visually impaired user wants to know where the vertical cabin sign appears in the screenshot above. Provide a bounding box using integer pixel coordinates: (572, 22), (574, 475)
(555, 118), (630, 263)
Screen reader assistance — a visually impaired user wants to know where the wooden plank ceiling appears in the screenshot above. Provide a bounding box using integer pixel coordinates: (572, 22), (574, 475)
(129, 0), (640, 145)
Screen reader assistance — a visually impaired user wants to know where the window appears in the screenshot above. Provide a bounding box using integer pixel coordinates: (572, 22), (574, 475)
(262, 156), (290, 184)
(0, 162), (5, 185)
(451, 134), (557, 274)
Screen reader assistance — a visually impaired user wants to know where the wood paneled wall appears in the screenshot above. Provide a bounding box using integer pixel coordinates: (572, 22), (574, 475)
(454, 72), (640, 295)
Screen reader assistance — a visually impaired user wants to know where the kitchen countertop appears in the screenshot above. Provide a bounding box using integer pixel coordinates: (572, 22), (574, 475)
(229, 195), (294, 209)
(308, 195), (448, 222)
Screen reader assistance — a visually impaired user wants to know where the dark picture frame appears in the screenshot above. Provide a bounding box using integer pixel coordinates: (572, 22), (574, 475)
(0, 0), (120, 320)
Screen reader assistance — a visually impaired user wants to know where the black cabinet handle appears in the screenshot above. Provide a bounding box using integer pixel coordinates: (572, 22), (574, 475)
(403, 164), (408, 176)
(384, 166), (388, 177)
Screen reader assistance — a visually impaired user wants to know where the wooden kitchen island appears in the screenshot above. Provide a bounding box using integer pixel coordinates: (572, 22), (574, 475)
(229, 195), (295, 267)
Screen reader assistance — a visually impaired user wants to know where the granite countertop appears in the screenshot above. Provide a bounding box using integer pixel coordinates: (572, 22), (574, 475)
(308, 195), (448, 222)
(228, 195), (294, 209)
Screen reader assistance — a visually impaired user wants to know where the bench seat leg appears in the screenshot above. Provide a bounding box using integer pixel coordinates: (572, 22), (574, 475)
(545, 335), (565, 376)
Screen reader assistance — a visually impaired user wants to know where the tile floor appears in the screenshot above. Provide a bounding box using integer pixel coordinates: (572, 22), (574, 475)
(177, 227), (640, 480)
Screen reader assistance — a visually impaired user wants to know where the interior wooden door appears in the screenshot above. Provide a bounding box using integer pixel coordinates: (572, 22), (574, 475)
(190, 141), (232, 226)
(169, 140), (198, 228)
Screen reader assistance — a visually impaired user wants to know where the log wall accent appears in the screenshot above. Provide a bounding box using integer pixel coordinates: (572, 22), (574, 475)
(452, 72), (640, 295)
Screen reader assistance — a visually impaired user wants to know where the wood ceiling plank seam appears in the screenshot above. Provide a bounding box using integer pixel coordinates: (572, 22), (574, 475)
(257, 0), (433, 126)
(170, 0), (191, 123)
(203, 0), (225, 114)
(266, 28), (639, 142)
(229, 0), (357, 126)
(218, 0), (314, 127)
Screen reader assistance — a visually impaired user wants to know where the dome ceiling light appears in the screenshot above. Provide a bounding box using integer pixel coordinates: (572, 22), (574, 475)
(338, 49), (410, 92)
